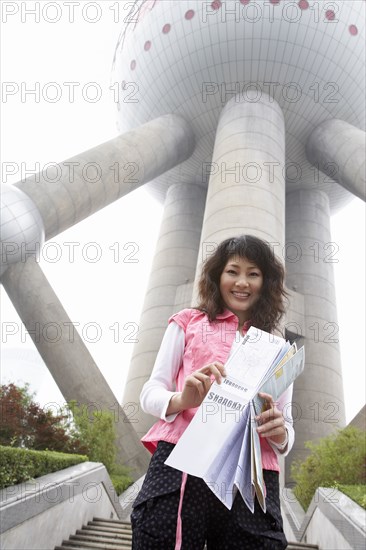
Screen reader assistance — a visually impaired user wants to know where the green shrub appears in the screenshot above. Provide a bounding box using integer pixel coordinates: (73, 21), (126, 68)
(291, 426), (366, 510)
(0, 446), (88, 489)
(67, 402), (133, 494)
(108, 462), (134, 495)
(109, 472), (133, 496)
(68, 402), (117, 472)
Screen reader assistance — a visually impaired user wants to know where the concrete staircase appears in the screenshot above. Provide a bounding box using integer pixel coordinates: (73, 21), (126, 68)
(54, 517), (132, 550)
(54, 516), (318, 550)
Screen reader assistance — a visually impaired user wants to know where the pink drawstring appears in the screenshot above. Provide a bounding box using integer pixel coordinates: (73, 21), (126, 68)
(174, 472), (188, 550)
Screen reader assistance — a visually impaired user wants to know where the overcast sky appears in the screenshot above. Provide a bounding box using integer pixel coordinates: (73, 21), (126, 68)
(1, 1), (365, 424)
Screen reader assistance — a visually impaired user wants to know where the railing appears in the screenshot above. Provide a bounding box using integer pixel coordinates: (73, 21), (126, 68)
(282, 487), (366, 549)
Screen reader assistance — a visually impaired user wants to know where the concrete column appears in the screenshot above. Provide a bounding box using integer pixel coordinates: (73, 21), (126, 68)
(1, 257), (150, 479)
(285, 188), (346, 482)
(15, 114), (195, 240)
(123, 183), (207, 437)
(306, 119), (366, 202)
(193, 92), (286, 297)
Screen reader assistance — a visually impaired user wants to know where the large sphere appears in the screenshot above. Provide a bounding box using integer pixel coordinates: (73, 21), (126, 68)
(0, 184), (45, 276)
(112, 0), (365, 212)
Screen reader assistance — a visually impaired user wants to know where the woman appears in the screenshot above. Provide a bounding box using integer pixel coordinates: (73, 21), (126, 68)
(131, 235), (293, 549)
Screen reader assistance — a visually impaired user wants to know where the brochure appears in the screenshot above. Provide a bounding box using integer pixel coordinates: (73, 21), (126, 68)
(165, 326), (305, 511)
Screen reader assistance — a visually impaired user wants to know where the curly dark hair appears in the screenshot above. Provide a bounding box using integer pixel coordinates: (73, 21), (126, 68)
(196, 235), (288, 333)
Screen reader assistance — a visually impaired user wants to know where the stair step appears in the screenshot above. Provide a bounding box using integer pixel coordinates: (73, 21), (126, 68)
(92, 517), (131, 526)
(58, 539), (131, 549)
(84, 525), (130, 535)
(286, 544), (319, 550)
(76, 529), (132, 540)
(88, 521), (131, 531)
(83, 521), (131, 533)
(69, 533), (129, 546)
(87, 526), (130, 533)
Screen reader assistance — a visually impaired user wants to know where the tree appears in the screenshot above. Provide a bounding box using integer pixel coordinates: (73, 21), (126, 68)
(67, 400), (132, 494)
(0, 383), (86, 454)
(291, 425), (366, 510)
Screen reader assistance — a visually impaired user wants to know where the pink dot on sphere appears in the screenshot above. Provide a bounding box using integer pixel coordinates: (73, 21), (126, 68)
(162, 23), (171, 34)
(240, 0), (250, 5)
(298, 0), (309, 9)
(211, 0), (221, 10)
(185, 9), (195, 20)
(130, 60), (136, 70)
(144, 41), (151, 51)
(325, 10), (335, 20)
(349, 24), (358, 35)
(270, 0), (280, 4)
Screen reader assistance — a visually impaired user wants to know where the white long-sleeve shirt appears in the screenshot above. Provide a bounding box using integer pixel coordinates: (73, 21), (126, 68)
(140, 321), (295, 457)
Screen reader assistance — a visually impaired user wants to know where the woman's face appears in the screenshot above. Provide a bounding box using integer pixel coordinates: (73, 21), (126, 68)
(219, 255), (263, 325)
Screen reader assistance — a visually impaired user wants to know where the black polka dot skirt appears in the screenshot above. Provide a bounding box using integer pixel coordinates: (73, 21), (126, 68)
(131, 441), (288, 550)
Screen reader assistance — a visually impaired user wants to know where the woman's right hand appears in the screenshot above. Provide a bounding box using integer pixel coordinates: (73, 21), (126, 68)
(167, 362), (226, 415)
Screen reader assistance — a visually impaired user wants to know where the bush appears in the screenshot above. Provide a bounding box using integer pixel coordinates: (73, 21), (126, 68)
(109, 471), (133, 496)
(0, 446), (88, 489)
(291, 426), (366, 510)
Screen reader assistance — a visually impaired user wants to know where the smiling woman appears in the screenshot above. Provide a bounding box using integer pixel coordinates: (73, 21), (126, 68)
(133, 234), (292, 549)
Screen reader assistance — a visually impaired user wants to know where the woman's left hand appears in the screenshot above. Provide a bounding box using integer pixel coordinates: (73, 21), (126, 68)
(255, 392), (287, 447)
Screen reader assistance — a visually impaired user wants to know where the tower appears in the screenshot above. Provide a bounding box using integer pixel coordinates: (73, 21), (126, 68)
(114, 0), (365, 479)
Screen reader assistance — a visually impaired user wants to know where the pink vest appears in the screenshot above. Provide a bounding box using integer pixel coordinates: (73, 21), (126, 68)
(141, 308), (280, 472)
